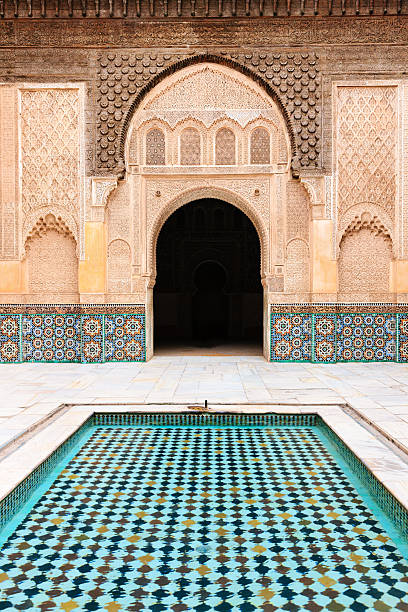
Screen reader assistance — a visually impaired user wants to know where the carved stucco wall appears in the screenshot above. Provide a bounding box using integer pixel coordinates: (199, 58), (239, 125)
(334, 83), (398, 262)
(25, 216), (79, 303)
(285, 240), (310, 294)
(333, 83), (400, 297)
(126, 63), (288, 167)
(106, 181), (132, 295)
(0, 86), (18, 260)
(0, 83), (84, 300)
(97, 52), (321, 175)
(284, 181), (310, 294)
(107, 239), (132, 294)
(335, 84), (397, 221)
(20, 86), (83, 250)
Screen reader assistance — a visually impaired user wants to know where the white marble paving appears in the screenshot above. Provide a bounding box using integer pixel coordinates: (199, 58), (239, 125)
(1, 357), (408, 473)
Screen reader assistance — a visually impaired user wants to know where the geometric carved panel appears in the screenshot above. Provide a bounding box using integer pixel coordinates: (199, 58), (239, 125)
(336, 86), (397, 219)
(0, 87), (18, 259)
(250, 127), (270, 164)
(215, 128), (236, 165)
(20, 88), (80, 223)
(180, 128), (200, 166)
(146, 128), (165, 165)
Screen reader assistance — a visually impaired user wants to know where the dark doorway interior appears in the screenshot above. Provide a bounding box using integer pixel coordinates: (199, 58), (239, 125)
(154, 198), (263, 354)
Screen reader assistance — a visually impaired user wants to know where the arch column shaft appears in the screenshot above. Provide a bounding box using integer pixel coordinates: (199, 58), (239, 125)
(78, 222), (107, 299)
(311, 219), (337, 295)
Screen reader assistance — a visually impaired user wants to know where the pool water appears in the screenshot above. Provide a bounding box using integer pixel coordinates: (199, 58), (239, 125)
(1, 424), (408, 611)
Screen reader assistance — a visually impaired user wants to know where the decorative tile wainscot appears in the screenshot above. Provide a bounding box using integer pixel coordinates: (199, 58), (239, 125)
(271, 304), (407, 363)
(0, 305), (145, 363)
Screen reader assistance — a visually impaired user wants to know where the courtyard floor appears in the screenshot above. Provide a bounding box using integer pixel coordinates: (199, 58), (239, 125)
(1, 356), (408, 454)
(2, 355), (408, 558)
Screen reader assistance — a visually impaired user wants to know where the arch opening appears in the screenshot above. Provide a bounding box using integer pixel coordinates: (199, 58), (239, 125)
(154, 198), (263, 355)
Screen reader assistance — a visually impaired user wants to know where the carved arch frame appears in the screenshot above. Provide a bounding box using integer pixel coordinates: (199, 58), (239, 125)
(119, 54), (298, 177)
(143, 184), (271, 359)
(148, 185), (268, 282)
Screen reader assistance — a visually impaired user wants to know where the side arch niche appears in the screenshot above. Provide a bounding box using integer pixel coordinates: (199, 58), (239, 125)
(24, 213), (79, 303)
(338, 211), (393, 298)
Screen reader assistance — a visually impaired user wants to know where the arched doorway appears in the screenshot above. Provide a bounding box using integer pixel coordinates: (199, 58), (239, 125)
(154, 198), (263, 355)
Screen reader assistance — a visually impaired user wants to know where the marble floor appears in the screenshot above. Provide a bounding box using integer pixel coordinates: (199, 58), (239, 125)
(1, 356), (408, 456)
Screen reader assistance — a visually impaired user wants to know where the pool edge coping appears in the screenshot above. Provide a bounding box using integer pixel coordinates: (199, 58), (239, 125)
(1, 404), (408, 519)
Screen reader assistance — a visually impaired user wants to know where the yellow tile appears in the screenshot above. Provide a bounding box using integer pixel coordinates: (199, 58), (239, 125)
(139, 553), (154, 564)
(319, 576), (336, 587)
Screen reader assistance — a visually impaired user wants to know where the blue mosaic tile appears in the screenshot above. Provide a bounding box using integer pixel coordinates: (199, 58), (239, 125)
(336, 313), (396, 362)
(270, 313), (312, 361)
(22, 314), (81, 362)
(313, 313), (336, 362)
(1, 422), (408, 610)
(105, 313), (145, 362)
(81, 314), (104, 363)
(398, 314), (408, 362)
(0, 314), (21, 363)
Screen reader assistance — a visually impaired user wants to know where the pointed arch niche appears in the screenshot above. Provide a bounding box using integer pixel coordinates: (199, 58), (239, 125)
(24, 213), (79, 303)
(120, 62), (294, 359)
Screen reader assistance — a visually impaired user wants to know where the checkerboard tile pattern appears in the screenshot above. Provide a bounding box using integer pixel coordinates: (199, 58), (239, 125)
(1, 425), (407, 611)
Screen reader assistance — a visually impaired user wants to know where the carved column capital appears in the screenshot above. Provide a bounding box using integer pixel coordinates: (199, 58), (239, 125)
(90, 176), (118, 222)
(300, 176), (326, 218)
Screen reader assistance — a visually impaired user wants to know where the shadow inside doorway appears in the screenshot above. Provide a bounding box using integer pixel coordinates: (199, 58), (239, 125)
(154, 198), (263, 355)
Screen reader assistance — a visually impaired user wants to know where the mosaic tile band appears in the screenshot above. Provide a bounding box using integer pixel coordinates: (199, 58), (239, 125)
(270, 312), (408, 363)
(0, 309), (145, 363)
